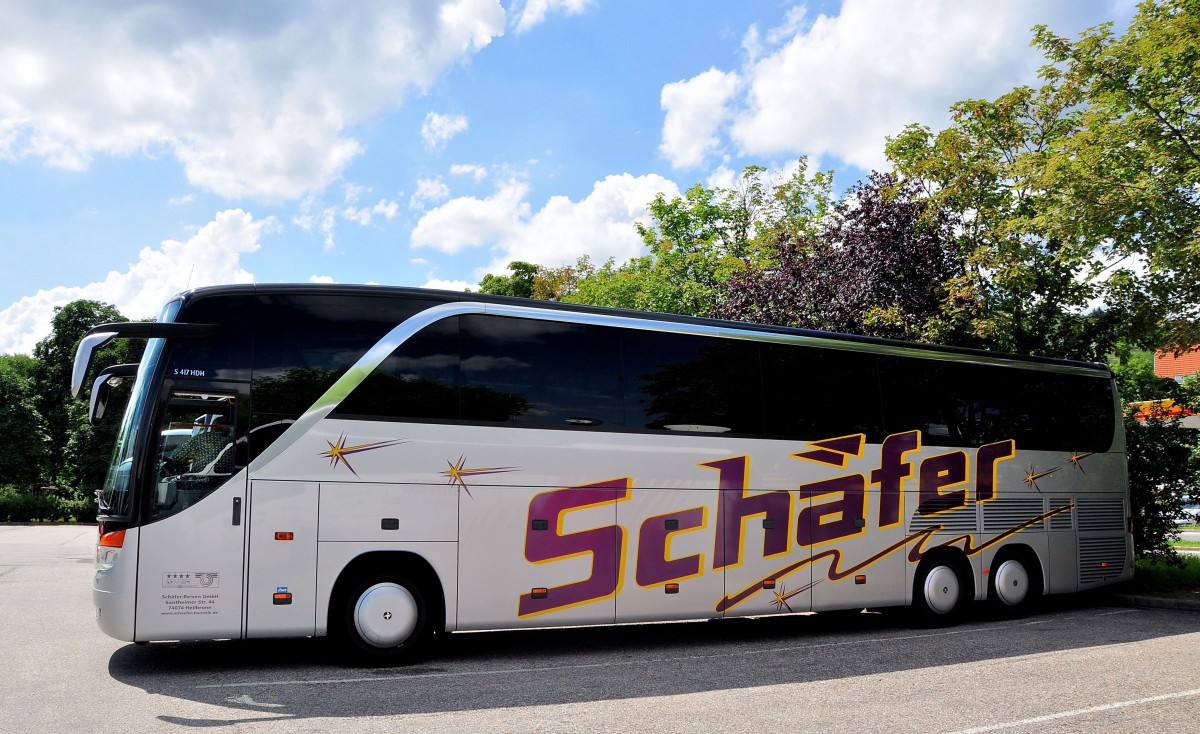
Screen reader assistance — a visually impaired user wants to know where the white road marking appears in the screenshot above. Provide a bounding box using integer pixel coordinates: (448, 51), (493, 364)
(942, 688), (1200, 734)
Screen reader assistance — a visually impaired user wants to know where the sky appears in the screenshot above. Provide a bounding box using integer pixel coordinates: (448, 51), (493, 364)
(0, 0), (1138, 355)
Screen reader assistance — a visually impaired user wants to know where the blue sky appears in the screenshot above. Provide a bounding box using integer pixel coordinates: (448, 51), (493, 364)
(0, 0), (1135, 354)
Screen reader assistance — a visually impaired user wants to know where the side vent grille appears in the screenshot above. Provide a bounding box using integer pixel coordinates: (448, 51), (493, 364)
(1048, 497), (1074, 530)
(1078, 537), (1128, 584)
(1077, 498), (1126, 532)
(909, 502), (977, 533)
(982, 498), (1046, 533)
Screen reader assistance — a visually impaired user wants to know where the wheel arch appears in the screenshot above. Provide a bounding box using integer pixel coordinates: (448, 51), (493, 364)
(914, 545), (976, 602)
(325, 550), (448, 639)
(988, 543), (1047, 598)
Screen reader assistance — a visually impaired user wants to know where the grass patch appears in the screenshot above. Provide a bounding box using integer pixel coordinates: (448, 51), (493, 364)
(1171, 540), (1200, 547)
(1131, 555), (1200, 594)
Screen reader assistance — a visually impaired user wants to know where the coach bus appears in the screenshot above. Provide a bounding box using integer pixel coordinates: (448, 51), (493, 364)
(74, 284), (1131, 663)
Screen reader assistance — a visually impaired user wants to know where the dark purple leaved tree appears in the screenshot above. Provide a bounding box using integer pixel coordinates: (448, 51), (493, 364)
(716, 172), (971, 344)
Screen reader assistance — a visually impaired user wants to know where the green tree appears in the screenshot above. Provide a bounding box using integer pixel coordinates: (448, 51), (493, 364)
(0, 367), (51, 489)
(887, 0), (1200, 359)
(886, 79), (1121, 361)
(474, 261), (541, 299)
(561, 159), (835, 317)
(1113, 356), (1200, 561)
(30, 300), (143, 497)
(1033, 0), (1200, 352)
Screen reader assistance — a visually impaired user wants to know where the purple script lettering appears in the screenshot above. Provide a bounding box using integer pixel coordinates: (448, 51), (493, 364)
(797, 474), (867, 546)
(704, 457), (791, 570)
(917, 450), (969, 515)
(975, 440), (1016, 503)
(517, 478), (631, 617)
(870, 430), (920, 528)
(636, 507), (705, 587)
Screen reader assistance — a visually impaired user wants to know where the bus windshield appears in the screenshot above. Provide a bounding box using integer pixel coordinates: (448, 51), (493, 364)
(97, 301), (179, 518)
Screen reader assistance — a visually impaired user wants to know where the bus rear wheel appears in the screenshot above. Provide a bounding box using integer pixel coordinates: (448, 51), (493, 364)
(912, 556), (969, 626)
(339, 573), (431, 665)
(987, 551), (1042, 618)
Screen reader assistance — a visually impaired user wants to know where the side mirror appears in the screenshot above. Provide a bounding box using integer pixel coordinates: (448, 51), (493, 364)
(88, 364), (139, 425)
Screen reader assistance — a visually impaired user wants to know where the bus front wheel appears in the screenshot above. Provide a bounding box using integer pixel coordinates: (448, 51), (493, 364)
(339, 573), (431, 665)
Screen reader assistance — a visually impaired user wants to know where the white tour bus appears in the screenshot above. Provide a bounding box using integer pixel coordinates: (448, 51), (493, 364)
(74, 284), (1132, 663)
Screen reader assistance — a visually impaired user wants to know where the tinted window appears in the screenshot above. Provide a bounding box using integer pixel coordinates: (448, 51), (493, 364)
(333, 317), (460, 421)
(878, 356), (1114, 451)
(250, 293), (445, 459)
(168, 294), (255, 382)
(623, 330), (763, 435)
(761, 343), (884, 442)
(459, 315), (623, 427)
(335, 315), (625, 429)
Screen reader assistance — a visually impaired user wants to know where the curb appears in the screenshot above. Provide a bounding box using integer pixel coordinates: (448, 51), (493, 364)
(1113, 594), (1200, 612)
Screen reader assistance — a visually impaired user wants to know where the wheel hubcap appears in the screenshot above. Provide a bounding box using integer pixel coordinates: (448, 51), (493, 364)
(354, 583), (418, 648)
(923, 565), (960, 614)
(993, 559), (1029, 606)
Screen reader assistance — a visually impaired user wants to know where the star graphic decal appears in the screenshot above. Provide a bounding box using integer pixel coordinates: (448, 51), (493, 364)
(320, 433), (406, 476)
(1067, 452), (1095, 473)
(441, 455), (519, 498)
(1023, 464), (1060, 492)
(769, 580), (820, 612)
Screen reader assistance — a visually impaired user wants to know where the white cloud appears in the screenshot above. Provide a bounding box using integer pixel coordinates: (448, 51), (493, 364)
(411, 179), (531, 254)
(294, 184), (399, 249)
(411, 173), (681, 275)
(450, 163), (488, 182)
(705, 164), (737, 191)
(309, 274), (336, 284)
(0, 1), (506, 200)
(409, 177), (452, 210)
(664, 0), (1124, 173)
(659, 68), (741, 169)
(512, 0), (592, 33)
(421, 278), (472, 291)
(0, 209), (273, 354)
(421, 112), (470, 150)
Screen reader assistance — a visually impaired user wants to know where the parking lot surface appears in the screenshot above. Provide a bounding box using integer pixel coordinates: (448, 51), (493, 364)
(3, 524), (1199, 734)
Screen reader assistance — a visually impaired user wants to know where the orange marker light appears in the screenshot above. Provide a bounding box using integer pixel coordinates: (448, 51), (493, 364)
(763, 579), (776, 589)
(854, 574), (867, 585)
(99, 529), (126, 548)
(531, 587), (548, 599)
(665, 583), (679, 594)
(275, 531), (294, 541)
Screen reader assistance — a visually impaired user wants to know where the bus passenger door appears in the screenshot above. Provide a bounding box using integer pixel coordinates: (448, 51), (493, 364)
(244, 480), (319, 637)
(134, 386), (248, 641)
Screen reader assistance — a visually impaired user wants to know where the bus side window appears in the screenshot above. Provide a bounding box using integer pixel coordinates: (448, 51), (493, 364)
(333, 316), (461, 422)
(760, 343), (884, 443)
(623, 330), (764, 436)
(151, 392), (238, 521)
(458, 315), (624, 428)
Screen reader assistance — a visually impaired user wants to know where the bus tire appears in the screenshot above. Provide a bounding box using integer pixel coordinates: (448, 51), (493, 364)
(911, 554), (969, 626)
(339, 572), (431, 665)
(987, 549), (1042, 618)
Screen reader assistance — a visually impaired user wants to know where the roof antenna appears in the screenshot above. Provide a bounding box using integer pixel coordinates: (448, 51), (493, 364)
(185, 263), (195, 290)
